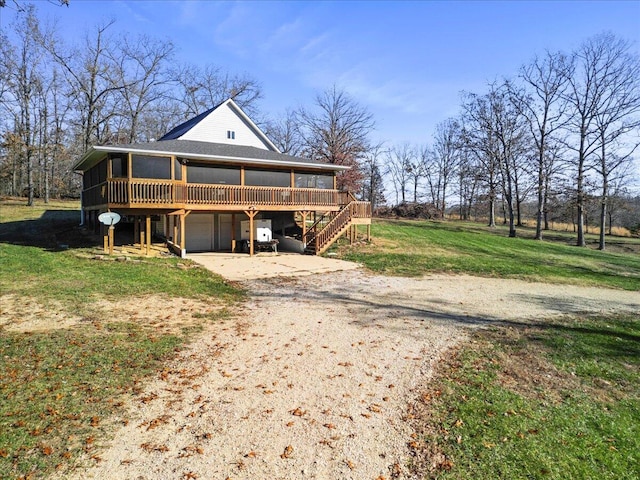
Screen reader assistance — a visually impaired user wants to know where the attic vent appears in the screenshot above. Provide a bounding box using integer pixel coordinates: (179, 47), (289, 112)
(227, 130), (235, 140)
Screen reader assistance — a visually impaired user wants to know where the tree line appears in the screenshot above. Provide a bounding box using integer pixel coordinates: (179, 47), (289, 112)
(1, 5), (639, 249)
(0, 6), (262, 203)
(338, 32), (639, 250)
(266, 32), (640, 249)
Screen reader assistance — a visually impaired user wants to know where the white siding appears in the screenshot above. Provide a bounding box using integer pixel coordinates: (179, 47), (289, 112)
(180, 102), (274, 150)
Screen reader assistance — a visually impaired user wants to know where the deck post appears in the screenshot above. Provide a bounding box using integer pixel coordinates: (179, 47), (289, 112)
(231, 213), (236, 252)
(139, 217), (145, 252)
(145, 215), (151, 255)
(180, 213), (186, 252)
(173, 216), (178, 247)
(299, 211), (308, 239)
(108, 225), (115, 255)
(244, 209), (258, 256)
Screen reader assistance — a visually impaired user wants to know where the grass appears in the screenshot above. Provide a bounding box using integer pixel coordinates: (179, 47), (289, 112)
(339, 219), (640, 290)
(0, 198), (243, 479)
(412, 314), (640, 480)
(0, 323), (183, 479)
(0, 242), (241, 311)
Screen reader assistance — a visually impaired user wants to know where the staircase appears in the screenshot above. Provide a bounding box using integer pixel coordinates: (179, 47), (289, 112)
(302, 200), (371, 255)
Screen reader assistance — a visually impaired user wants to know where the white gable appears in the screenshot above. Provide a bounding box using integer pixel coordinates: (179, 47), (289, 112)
(178, 100), (277, 151)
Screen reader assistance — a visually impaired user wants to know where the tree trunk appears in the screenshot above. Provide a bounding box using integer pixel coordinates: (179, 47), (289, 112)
(535, 165), (544, 239)
(598, 172), (608, 250)
(576, 152), (586, 246)
(599, 199), (607, 250)
(543, 173), (551, 231)
(488, 189), (496, 227)
(598, 138), (608, 251)
(508, 201), (516, 237)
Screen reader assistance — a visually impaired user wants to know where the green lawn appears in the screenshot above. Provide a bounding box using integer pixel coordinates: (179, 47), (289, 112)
(415, 314), (640, 480)
(0, 199), (243, 479)
(340, 219), (640, 290)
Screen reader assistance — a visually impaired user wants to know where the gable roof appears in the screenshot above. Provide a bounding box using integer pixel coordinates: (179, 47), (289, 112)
(159, 105), (218, 141)
(74, 139), (349, 172)
(74, 97), (348, 173)
(159, 98), (279, 152)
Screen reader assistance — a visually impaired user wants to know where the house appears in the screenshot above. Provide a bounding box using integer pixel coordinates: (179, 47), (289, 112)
(74, 99), (371, 257)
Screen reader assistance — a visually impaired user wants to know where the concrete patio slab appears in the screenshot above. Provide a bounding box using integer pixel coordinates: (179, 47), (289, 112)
(187, 252), (361, 281)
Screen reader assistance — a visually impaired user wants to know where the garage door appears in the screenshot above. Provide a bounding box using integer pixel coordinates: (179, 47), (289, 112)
(186, 214), (214, 252)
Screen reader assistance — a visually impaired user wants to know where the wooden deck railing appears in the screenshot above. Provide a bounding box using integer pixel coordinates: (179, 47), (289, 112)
(185, 184), (338, 207)
(103, 179), (340, 208)
(303, 201), (371, 254)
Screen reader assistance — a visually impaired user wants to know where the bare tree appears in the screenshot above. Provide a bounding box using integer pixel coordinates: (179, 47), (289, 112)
(590, 38), (640, 250)
(172, 63), (262, 119)
(386, 143), (414, 205)
(455, 150), (482, 221)
(563, 33), (639, 247)
(42, 20), (127, 152)
(0, 6), (47, 205)
(461, 90), (501, 228)
(430, 118), (462, 216)
(463, 84), (527, 236)
(296, 85), (374, 192)
(360, 142), (387, 210)
(510, 50), (571, 239)
(263, 108), (304, 155)
(115, 35), (175, 143)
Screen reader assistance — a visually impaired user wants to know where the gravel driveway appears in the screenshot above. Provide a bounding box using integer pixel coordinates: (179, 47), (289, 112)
(70, 270), (639, 480)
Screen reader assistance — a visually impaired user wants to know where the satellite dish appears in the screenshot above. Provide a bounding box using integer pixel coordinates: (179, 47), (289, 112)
(98, 212), (121, 226)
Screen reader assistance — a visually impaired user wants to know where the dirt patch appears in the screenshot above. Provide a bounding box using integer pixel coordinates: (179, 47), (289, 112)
(62, 270), (639, 479)
(0, 294), (226, 334)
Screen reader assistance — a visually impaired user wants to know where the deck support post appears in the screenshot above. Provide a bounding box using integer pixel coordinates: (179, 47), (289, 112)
(173, 218), (178, 248)
(180, 213), (186, 253)
(145, 215), (151, 255)
(139, 217), (145, 252)
(244, 209), (258, 256)
(108, 225), (115, 255)
(298, 211), (309, 239)
(231, 213), (236, 252)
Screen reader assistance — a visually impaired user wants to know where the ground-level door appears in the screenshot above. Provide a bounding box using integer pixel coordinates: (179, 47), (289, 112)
(185, 213), (215, 252)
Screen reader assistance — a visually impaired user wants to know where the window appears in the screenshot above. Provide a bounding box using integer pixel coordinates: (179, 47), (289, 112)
(245, 168), (291, 187)
(111, 155), (127, 178)
(187, 164), (240, 184)
(131, 155), (171, 179)
(295, 171), (334, 189)
(227, 130), (235, 140)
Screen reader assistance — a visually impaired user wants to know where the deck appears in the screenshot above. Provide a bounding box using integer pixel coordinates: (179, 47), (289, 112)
(82, 179), (349, 211)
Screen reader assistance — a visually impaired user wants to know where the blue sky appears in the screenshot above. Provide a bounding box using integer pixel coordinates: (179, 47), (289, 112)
(2, 0), (639, 146)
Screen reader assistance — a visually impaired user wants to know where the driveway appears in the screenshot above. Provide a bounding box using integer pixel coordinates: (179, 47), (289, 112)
(188, 252), (360, 281)
(67, 270), (639, 479)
